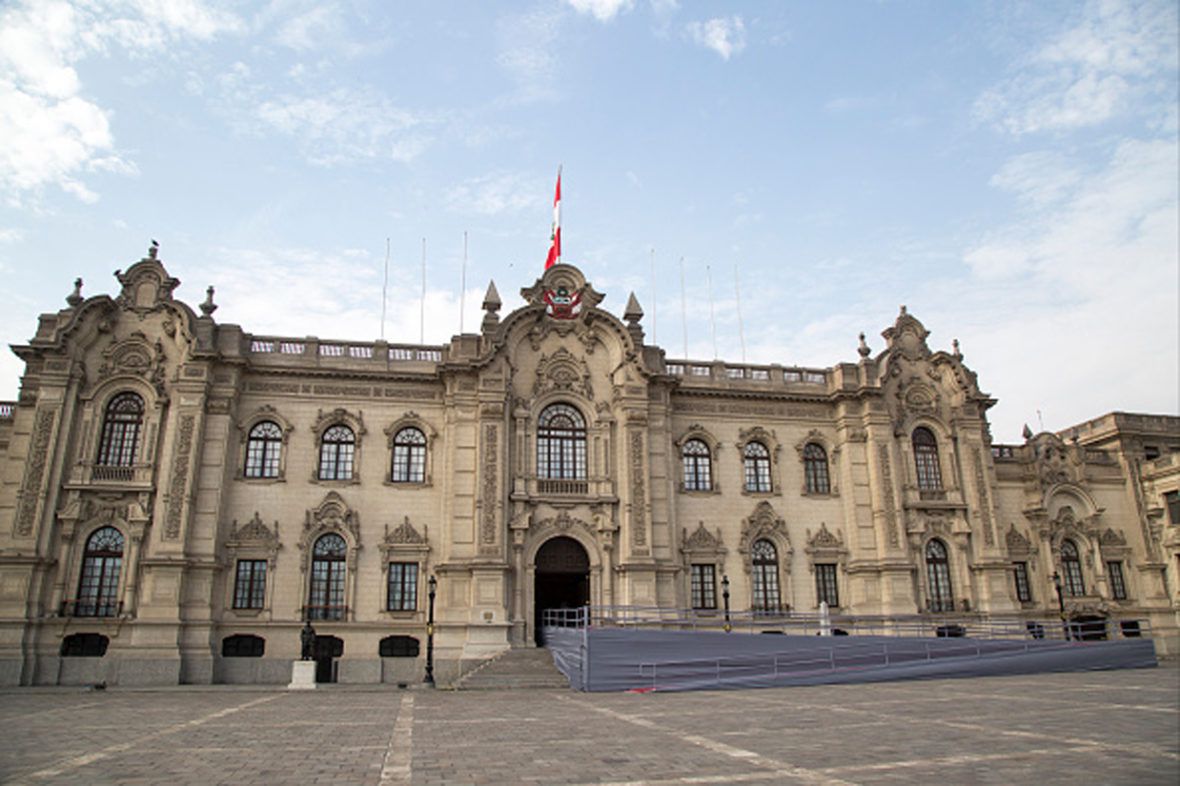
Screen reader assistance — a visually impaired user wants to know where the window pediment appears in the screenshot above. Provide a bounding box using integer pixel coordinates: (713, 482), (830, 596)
(533, 348), (594, 401)
(301, 492), (361, 553)
(739, 501), (791, 556)
(681, 522), (726, 557)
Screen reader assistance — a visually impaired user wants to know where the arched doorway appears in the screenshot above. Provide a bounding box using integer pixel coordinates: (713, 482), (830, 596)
(534, 536), (590, 645)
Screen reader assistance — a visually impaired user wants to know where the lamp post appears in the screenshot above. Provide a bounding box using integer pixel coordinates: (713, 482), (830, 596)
(424, 574), (437, 686)
(721, 574), (731, 633)
(1051, 570), (1067, 640)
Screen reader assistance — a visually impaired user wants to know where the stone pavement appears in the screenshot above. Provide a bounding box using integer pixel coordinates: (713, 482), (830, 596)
(1, 663), (1176, 785)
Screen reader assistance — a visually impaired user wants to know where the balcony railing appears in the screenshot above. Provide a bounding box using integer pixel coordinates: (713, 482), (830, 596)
(537, 479), (589, 496)
(61, 599), (122, 618)
(0, 402), (14, 419)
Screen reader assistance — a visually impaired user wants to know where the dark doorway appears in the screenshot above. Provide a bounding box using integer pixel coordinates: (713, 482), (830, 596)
(314, 635), (344, 683)
(534, 536), (590, 646)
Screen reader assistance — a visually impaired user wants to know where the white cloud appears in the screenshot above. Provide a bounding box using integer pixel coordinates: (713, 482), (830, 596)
(988, 151), (1082, 207)
(565, 0), (634, 23)
(496, 7), (563, 103)
(0, 228), (24, 244)
(686, 16), (745, 60)
(445, 172), (544, 216)
(0, 0), (240, 204)
(975, 0), (1177, 135)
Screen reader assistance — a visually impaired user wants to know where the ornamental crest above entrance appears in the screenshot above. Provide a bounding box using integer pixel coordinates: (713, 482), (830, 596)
(521, 263), (605, 322)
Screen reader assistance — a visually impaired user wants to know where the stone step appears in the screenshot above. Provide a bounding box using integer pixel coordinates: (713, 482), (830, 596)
(457, 647), (570, 690)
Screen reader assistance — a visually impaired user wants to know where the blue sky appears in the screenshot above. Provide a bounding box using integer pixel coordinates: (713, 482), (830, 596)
(0, 0), (1176, 441)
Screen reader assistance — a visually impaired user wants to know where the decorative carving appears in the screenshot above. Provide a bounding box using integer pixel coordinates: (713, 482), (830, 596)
(808, 523), (843, 550)
(303, 491), (361, 544)
(879, 444), (899, 548)
(164, 413), (195, 539)
(629, 429), (647, 547)
(97, 333), (167, 394)
(15, 409), (55, 536)
(480, 424), (498, 545)
(738, 501), (790, 555)
(533, 347), (594, 401)
(972, 447), (995, 546)
(881, 306), (931, 361)
(534, 512), (594, 536)
(684, 522), (722, 551)
(1099, 528), (1126, 547)
(385, 516), (426, 545)
(229, 512), (279, 545)
(1005, 524), (1033, 556)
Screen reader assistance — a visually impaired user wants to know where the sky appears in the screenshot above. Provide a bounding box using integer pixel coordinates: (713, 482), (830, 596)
(0, 0), (1176, 443)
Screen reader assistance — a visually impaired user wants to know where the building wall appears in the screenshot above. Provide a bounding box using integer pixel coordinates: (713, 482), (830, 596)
(0, 250), (1176, 686)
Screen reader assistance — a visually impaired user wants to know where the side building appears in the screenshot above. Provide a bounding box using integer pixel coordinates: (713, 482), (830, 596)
(0, 247), (1176, 686)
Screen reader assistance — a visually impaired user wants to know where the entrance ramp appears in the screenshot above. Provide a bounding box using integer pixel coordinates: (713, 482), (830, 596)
(543, 613), (1157, 693)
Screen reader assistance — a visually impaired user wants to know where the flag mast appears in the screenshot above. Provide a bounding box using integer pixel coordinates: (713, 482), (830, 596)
(650, 247), (657, 344)
(381, 237), (390, 341)
(460, 231), (467, 334)
(734, 263), (746, 364)
(706, 264), (718, 360)
(545, 166), (562, 270)
(679, 256), (688, 359)
(420, 237), (426, 345)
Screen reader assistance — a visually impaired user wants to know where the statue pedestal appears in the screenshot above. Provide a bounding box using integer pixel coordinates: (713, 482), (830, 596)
(288, 660), (316, 690)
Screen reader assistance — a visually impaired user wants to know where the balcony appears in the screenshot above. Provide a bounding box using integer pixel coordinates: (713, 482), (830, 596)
(537, 479), (589, 496)
(74, 462), (154, 487)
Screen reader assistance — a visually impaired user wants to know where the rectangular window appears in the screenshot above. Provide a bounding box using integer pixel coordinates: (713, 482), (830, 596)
(1165, 491), (1180, 525)
(815, 563), (839, 608)
(690, 564), (716, 609)
(1106, 561), (1127, 600)
(233, 560), (267, 609)
(387, 563), (419, 611)
(1013, 562), (1031, 603)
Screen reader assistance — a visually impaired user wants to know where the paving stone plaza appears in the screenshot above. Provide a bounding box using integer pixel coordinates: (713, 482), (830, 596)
(1, 663), (1177, 785)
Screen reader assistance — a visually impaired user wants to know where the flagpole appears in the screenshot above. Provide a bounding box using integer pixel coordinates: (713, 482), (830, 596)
(381, 237), (390, 341)
(650, 248), (657, 344)
(460, 231), (467, 334)
(679, 257), (688, 359)
(706, 264), (718, 360)
(420, 237), (426, 345)
(734, 263), (746, 364)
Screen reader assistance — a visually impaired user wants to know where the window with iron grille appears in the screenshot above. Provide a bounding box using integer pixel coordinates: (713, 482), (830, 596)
(925, 539), (954, 612)
(815, 563), (839, 608)
(803, 443), (830, 494)
(690, 563), (716, 609)
(308, 533), (347, 620)
(387, 562), (419, 611)
(244, 421), (282, 478)
(537, 403), (587, 480)
(682, 439), (712, 491)
(1061, 539), (1085, 596)
(391, 427), (427, 483)
(912, 427), (943, 491)
(1106, 561), (1127, 600)
(318, 425), (355, 480)
(1013, 561), (1031, 603)
(76, 526), (123, 617)
(233, 559), (267, 609)
(750, 540), (780, 612)
(743, 441), (771, 493)
(97, 392), (144, 467)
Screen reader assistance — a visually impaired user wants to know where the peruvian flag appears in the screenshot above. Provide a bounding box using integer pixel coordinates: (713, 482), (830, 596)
(544, 167), (561, 269)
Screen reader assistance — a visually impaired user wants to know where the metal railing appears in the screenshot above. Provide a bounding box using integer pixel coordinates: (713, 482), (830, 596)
(0, 402), (15, 419)
(536, 479), (589, 495)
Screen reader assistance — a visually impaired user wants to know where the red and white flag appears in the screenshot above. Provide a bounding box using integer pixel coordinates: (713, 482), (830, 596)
(544, 167), (561, 269)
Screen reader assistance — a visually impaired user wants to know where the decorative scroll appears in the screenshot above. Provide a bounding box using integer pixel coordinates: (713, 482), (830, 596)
(15, 409), (55, 536)
(164, 414), (195, 539)
(973, 448), (995, 546)
(630, 429), (647, 547)
(879, 444), (899, 548)
(480, 424), (498, 545)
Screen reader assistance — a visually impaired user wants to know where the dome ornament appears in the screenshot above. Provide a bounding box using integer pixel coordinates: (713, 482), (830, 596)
(200, 286), (217, 317)
(66, 277), (83, 308)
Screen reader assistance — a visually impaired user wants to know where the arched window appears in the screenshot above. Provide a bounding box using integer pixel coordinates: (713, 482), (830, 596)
(244, 421), (283, 478)
(96, 392), (144, 467)
(743, 441), (771, 493)
(912, 427), (942, 491)
(308, 533), (347, 620)
(682, 439), (712, 491)
(318, 425), (355, 481)
(391, 427), (427, 483)
(537, 404), (586, 480)
(1061, 539), (1085, 596)
(925, 538), (954, 612)
(803, 443), (830, 494)
(750, 539), (781, 613)
(76, 526), (124, 617)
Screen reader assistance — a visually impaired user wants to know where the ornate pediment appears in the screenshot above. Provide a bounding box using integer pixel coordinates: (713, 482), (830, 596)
(230, 512), (279, 544)
(303, 491), (360, 543)
(96, 332), (167, 393)
(682, 522), (725, 554)
(807, 523), (843, 550)
(521, 263), (605, 320)
(534, 511), (593, 536)
(533, 347), (594, 400)
(385, 516), (426, 545)
(114, 246), (180, 314)
(1099, 527), (1126, 547)
(1005, 523), (1033, 556)
(739, 501), (790, 553)
(881, 306), (931, 361)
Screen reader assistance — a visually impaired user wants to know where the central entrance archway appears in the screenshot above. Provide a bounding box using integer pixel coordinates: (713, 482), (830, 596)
(534, 536), (590, 645)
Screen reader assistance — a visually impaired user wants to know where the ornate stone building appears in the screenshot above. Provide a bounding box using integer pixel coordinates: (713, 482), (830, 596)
(0, 247), (1177, 685)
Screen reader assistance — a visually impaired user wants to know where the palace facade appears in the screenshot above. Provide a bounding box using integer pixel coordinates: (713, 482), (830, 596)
(0, 247), (1177, 686)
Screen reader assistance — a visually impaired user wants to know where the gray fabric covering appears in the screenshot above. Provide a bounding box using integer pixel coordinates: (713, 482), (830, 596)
(544, 627), (1158, 692)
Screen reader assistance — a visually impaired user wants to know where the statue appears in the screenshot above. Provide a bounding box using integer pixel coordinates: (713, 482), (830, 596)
(300, 620), (316, 661)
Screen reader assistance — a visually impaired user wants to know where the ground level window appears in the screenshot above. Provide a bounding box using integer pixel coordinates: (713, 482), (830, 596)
(690, 564), (717, 609)
(387, 562), (419, 611)
(60, 633), (109, 657)
(1013, 562), (1031, 603)
(1106, 561), (1127, 600)
(379, 635), (421, 657)
(221, 634), (265, 657)
(815, 563), (839, 608)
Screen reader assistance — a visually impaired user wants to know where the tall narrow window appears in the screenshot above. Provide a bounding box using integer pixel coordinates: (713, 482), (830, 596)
(743, 442), (772, 493)
(750, 539), (781, 613)
(1106, 561), (1126, 600)
(387, 562), (419, 611)
(233, 559), (267, 609)
(308, 533), (347, 620)
(96, 392), (144, 467)
(682, 439), (712, 491)
(803, 443), (830, 494)
(1164, 491), (1180, 525)
(1061, 539), (1085, 596)
(912, 427), (942, 491)
(925, 538), (954, 612)
(1013, 561), (1031, 603)
(537, 404), (586, 480)
(318, 425), (355, 481)
(76, 526), (124, 617)
(391, 427), (427, 483)
(815, 563), (839, 607)
(244, 421), (282, 478)
(690, 563), (716, 609)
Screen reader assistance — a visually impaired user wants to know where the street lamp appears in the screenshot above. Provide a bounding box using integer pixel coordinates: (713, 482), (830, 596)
(721, 574), (731, 633)
(424, 574), (437, 686)
(1051, 570), (1067, 640)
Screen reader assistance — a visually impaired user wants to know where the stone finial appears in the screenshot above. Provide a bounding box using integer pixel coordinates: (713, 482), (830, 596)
(623, 292), (644, 324)
(66, 277), (83, 308)
(481, 280), (501, 332)
(952, 338), (961, 359)
(200, 285), (217, 317)
(899, 305), (907, 315)
(857, 332), (870, 358)
(1022, 423), (1034, 440)
(148, 239), (159, 259)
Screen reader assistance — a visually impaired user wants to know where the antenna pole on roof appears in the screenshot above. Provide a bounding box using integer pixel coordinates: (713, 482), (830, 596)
(381, 237), (390, 341)
(734, 263), (746, 364)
